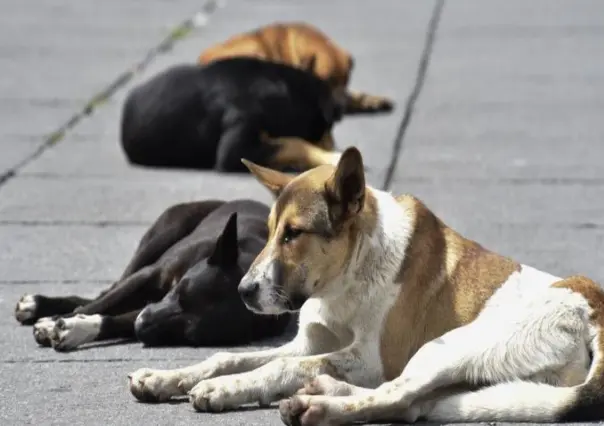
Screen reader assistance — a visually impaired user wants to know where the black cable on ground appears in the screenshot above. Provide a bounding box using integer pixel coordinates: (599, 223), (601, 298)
(381, 0), (444, 191)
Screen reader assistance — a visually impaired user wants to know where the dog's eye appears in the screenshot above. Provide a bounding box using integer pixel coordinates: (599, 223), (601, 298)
(282, 225), (303, 244)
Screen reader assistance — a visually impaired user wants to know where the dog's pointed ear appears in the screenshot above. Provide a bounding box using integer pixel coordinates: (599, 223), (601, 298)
(208, 212), (239, 266)
(242, 159), (292, 197)
(325, 147), (366, 226)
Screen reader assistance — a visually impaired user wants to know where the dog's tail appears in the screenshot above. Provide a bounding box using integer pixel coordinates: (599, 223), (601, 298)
(343, 90), (394, 115)
(426, 298), (604, 422)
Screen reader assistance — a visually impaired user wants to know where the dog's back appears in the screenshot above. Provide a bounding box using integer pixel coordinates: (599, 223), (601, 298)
(120, 58), (339, 171)
(120, 65), (216, 168)
(190, 199), (269, 256)
(159, 199), (269, 268)
(198, 22), (353, 89)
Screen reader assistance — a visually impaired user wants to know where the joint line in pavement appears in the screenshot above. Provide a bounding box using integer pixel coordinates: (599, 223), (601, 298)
(0, 0), (222, 190)
(381, 0), (445, 191)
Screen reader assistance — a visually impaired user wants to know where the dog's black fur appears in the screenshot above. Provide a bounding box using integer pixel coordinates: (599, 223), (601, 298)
(120, 57), (342, 171)
(15, 199), (291, 351)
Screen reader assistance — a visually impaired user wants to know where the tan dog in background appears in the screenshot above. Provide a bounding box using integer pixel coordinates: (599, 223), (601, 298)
(198, 22), (394, 115)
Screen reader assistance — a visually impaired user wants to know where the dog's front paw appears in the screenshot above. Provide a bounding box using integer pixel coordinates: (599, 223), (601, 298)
(129, 368), (184, 403)
(50, 314), (101, 352)
(188, 379), (230, 412)
(279, 396), (328, 426)
(188, 376), (251, 412)
(15, 294), (40, 325)
(175, 352), (235, 393)
(33, 317), (56, 347)
(296, 374), (360, 397)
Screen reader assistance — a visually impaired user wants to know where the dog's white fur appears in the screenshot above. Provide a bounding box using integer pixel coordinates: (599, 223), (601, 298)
(128, 183), (600, 424)
(15, 294), (37, 323)
(51, 314), (102, 351)
(33, 316), (55, 345)
(285, 263), (594, 425)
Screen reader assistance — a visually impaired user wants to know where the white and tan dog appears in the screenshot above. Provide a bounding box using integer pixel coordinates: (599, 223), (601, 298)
(128, 147), (604, 424)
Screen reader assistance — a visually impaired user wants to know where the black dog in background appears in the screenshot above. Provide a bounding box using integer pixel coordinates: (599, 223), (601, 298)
(120, 57), (343, 172)
(15, 199), (291, 351)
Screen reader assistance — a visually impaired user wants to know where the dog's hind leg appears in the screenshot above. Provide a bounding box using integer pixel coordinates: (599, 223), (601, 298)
(215, 113), (341, 173)
(264, 135), (342, 171)
(214, 118), (263, 172)
(280, 285), (592, 425)
(49, 309), (141, 352)
(344, 90), (394, 115)
(74, 266), (160, 316)
(119, 201), (224, 279)
(15, 294), (92, 325)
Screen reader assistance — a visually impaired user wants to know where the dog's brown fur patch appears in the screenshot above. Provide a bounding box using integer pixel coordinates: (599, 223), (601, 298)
(379, 195), (521, 380)
(198, 22), (393, 114)
(553, 276), (604, 372)
(199, 22), (352, 90)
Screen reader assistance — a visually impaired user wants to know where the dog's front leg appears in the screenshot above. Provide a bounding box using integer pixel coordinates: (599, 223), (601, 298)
(128, 336), (312, 403)
(188, 347), (374, 412)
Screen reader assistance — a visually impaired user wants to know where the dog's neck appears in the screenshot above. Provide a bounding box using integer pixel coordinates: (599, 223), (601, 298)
(320, 187), (413, 306)
(354, 188), (412, 284)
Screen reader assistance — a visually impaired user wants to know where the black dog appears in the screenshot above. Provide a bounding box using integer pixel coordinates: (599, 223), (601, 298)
(15, 199), (291, 351)
(120, 57), (343, 172)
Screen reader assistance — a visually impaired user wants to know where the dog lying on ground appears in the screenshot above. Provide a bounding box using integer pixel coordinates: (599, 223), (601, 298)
(15, 199), (291, 351)
(120, 57), (343, 172)
(128, 148), (604, 424)
(198, 22), (394, 115)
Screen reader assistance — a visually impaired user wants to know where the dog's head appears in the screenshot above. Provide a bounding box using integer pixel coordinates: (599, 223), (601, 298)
(134, 213), (258, 346)
(238, 147), (373, 315)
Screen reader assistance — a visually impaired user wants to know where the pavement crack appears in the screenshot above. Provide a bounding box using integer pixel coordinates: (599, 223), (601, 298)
(0, 279), (113, 285)
(381, 0), (445, 191)
(1, 358), (203, 365)
(0, 0), (220, 191)
(0, 220), (151, 227)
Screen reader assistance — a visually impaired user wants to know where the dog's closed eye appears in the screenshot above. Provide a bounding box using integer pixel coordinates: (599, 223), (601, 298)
(282, 224), (304, 244)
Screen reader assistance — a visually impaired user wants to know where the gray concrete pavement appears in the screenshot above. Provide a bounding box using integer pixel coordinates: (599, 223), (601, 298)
(1, 0), (603, 425)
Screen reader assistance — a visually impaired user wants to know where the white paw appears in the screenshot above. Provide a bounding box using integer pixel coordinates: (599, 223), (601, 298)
(15, 294), (38, 324)
(33, 317), (55, 346)
(128, 368), (185, 402)
(296, 374), (363, 397)
(174, 352), (234, 393)
(50, 314), (101, 352)
(279, 395), (330, 426)
(189, 376), (249, 412)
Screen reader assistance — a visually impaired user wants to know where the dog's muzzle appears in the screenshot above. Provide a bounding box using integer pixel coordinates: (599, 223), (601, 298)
(238, 278), (261, 311)
(239, 258), (284, 314)
(134, 301), (185, 346)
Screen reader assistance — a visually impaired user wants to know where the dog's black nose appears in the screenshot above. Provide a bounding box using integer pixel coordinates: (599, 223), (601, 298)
(134, 308), (150, 335)
(238, 281), (259, 304)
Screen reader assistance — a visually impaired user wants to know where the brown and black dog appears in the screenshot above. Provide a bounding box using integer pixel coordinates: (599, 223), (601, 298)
(198, 22), (394, 115)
